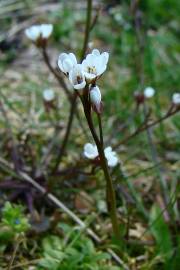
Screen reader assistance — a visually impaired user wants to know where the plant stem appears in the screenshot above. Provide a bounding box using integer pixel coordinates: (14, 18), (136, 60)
(97, 113), (104, 145)
(8, 236), (22, 270)
(81, 0), (92, 61)
(52, 93), (77, 173)
(114, 106), (179, 148)
(42, 0), (93, 173)
(82, 95), (120, 240)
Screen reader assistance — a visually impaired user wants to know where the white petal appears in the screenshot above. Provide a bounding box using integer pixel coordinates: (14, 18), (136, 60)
(92, 49), (100, 56)
(63, 58), (74, 73)
(58, 52), (77, 73)
(104, 146), (112, 155)
(84, 72), (96, 80)
(40, 24), (53, 38)
(144, 87), (155, 98)
(95, 56), (107, 77)
(101, 52), (109, 65)
(69, 64), (86, 90)
(74, 80), (86, 90)
(69, 53), (77, 65)
(85, 54), (96, 66)
(84, 143), (98, 159)
(172, 93), (180, 104)
(90, 86), (101, 105)
(58, 53), (68, 71)
(107, 156), (119, 167)
(25, 26), (40, 41)
(104, 146), (118, 167)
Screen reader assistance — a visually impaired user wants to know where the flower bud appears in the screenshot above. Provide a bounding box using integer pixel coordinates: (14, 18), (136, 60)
(90, 85), (102, 113)
(43, 89), (56, 111)
(172, 93), (180, 105)
(144, 87), (155, 98)
(43, 89), (55, 102)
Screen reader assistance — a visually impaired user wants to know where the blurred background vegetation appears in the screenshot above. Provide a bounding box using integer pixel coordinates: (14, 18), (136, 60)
(0, 0), (179, 269)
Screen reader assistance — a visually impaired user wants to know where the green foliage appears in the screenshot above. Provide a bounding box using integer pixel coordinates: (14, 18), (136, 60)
(0, 0), (179, 269)
(38, 224), (119, 270)
(0, 201), (30, 237)
(150, 204), (173, 268)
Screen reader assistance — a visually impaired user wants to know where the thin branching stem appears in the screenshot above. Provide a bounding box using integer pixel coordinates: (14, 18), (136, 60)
(114, 106), (179, 149)
(49, 0), (93, 173)
(51, 93), (77, 174)
(81, 0), (92, 61)
(81, 93), (120, 240)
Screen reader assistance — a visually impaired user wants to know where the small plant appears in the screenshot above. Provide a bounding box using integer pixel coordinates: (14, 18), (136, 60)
(0, 201), (30, 240)
(38, 224), (120, 270)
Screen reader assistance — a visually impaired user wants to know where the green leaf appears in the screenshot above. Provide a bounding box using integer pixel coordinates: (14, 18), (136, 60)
(150, 204), (173, 260)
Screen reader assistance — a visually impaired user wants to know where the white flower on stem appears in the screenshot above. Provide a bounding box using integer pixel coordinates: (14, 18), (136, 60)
(69, 64), (86, 90)
(90, 85), (102, 113)
(172, 93), (180, 105)
(144, 87), (155, 98)
(84, 143), (98, 159)
(82, 49), (109, 82)
(83, 143), (119, 168)
(58, 53), (77, 74)
(104, 147), (119, 167)
(43, 89), (55, 102)
(25, 24), (53, 42)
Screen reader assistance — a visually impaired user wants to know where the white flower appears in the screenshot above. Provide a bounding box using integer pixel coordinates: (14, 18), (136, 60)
(84, 143), (98, 159)
(90, 85), (101, 107)
(43, 89), (55, 102)
(25, 24), (53, 41)
(69, 64), (86, 90)
(58, 53), (77, 74)
(82, 49), (109, 81)
(144, 87), (155, 98)
(172, 93), (180, 105)
(104, 147), (119, 167)
(83, 143), (118, 168)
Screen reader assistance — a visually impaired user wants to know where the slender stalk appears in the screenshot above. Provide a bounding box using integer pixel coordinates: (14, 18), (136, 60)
(114, 106), (179, 148)
(81, 0), (92, 61)
(0, 100), (21, 172)
(97, 113), (104, 145)
(8, 237), (22, 270)
(51, 93), (77, 173)
(81, 95), (120, 240)
(42, 0), (93, 173)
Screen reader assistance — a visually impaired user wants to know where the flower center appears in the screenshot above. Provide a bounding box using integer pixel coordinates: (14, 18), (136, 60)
(87, 66), (96, 74)
(77, 75), (83, 84)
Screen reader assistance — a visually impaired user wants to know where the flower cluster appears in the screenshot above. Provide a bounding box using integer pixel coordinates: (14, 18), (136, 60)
(84, 143), (119, 168)
(25, 24), (53, 47)
(58, 49), (109, 112)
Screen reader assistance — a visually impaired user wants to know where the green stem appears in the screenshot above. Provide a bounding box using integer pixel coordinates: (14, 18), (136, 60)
(82, 95), (120, 240)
